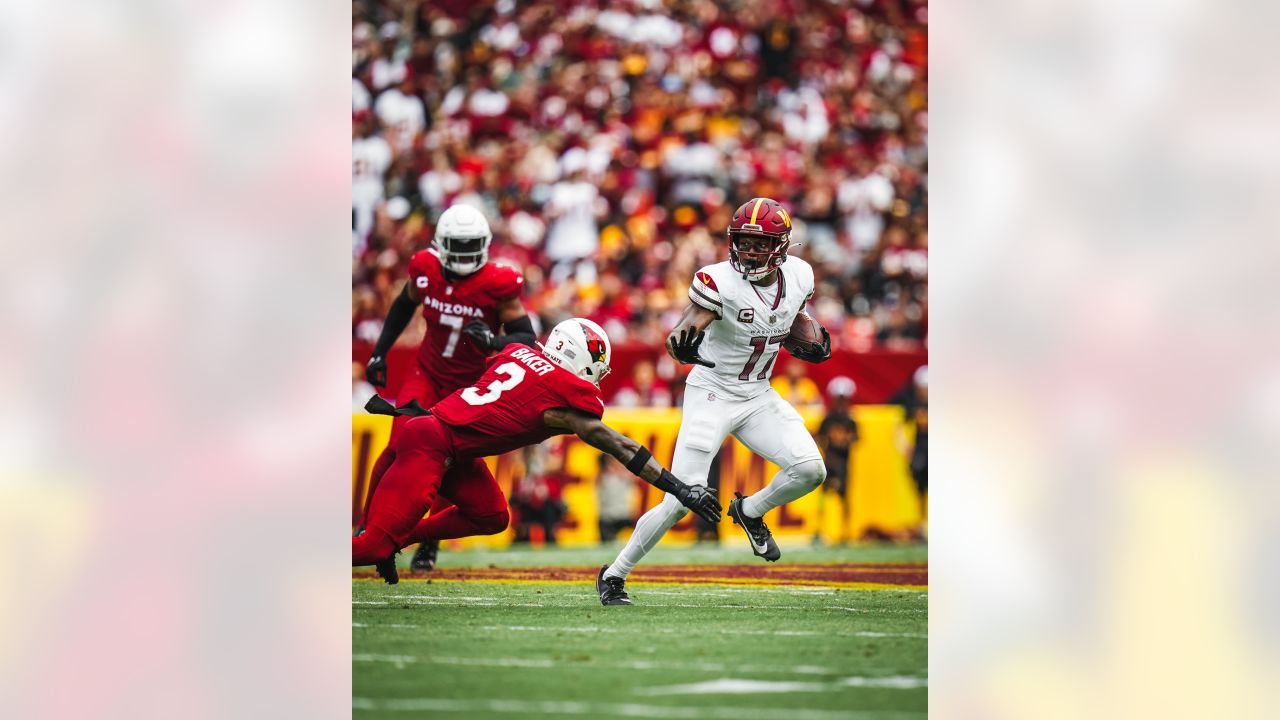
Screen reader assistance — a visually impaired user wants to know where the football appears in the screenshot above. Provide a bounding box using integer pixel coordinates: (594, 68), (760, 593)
(784, 311), (825, 353)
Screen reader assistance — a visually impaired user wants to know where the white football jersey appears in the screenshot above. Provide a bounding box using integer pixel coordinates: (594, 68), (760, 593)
(684, 256), (815, 401)
(352, 135), (391, 206)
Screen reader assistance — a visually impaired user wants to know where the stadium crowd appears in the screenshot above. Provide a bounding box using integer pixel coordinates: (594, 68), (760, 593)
(352, 0), (928, 370)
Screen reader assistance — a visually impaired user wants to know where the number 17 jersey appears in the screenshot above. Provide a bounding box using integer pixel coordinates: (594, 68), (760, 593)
(685, 257), (816, 401)
(432, 345), (605, 458)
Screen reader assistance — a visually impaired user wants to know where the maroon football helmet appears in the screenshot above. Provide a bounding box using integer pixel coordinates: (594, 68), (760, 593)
(727, 197), (792, 280)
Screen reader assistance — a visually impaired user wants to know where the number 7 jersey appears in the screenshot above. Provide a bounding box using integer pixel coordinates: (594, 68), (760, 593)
(685, 257), (816, 401)
(431, 345), (606, 458)
(407, 249), (525, 392)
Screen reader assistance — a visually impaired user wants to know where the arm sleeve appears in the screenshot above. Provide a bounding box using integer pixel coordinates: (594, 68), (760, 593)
(688, 269), (723, 317)
(371, 284), (417, 358)
(560, 381), (605, 419)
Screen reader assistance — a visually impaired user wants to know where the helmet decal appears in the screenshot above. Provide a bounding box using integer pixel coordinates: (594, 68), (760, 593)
(582, 325), (607, 364)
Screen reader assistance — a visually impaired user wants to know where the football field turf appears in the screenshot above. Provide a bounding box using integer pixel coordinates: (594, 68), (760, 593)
(353, 543), (927, 719)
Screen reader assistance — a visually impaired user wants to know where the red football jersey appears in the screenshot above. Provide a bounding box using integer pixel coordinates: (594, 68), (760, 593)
(432, 345), (605, 458)
(407, 251), (525, 393)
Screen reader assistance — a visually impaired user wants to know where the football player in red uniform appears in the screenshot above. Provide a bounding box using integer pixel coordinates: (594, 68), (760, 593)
(361, 204), (536, 570)
(353, 318), (721, 596)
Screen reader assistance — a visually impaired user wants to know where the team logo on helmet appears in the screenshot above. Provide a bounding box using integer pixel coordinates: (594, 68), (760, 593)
(582, 325), (607, 363)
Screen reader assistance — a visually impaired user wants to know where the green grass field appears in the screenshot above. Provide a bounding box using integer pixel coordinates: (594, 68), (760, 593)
(353, 543), (927, 719)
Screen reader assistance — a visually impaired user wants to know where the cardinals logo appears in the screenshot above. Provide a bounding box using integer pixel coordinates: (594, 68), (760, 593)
(582, 325), (607, 363)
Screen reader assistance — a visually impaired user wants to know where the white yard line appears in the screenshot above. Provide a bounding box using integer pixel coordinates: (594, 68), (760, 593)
(352, 653), (846, 676)
(352, 696), (925, 719)
(635, 676), (928, 695)
(475, 625), (924, 640)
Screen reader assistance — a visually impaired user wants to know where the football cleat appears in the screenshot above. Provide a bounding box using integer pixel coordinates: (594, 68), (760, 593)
(410, 540), (439, 572)
(374, 552), (400, 585)
(728, 492), (781, 562)
(596, 565), (632, 606)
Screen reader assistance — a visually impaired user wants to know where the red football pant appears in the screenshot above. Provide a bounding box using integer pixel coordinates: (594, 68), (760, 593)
(361, 365), (457, 527)
(352, 416), (509, 566)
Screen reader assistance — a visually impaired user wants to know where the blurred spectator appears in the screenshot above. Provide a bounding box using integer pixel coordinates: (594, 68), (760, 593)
(353, 0), (928, 352)
(352, 362), (376, 414)
(895, 365), (928, 538)
(611, 360), (673, 408)
(509, 445), (569, 544)
(771, 358), (823, 408)
(595, 454), (635, 543)
(814, 376), (859, 545)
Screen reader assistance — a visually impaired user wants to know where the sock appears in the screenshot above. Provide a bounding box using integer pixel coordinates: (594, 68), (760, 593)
(605, 494), (686, 580)
(741, 458), (826, 518)
(352, 527), (398, 566)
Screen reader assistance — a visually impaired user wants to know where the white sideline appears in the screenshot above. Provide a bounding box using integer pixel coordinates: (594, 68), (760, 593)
(351, 696), (925, 719)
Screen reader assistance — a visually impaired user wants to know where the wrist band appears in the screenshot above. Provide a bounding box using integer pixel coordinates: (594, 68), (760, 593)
(626, 447), (653, 475)
(653, 469), (682, 496)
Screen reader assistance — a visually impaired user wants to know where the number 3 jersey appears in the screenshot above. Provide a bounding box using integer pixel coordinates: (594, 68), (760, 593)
(685, 257), (816, 401)
(407, 250), (525, 393)
(432, 345), (605, 458)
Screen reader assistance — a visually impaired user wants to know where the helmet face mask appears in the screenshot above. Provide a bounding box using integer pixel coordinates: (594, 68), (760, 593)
(434, 205), (492, 275)
(727, 198), (791, 280)
(437, 235), (489, 275)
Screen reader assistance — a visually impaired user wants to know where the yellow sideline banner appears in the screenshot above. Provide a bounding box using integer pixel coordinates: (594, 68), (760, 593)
(352, 406), (922, 548)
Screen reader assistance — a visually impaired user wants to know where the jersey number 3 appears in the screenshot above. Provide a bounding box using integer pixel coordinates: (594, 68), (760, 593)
(460, 362), (526, 405)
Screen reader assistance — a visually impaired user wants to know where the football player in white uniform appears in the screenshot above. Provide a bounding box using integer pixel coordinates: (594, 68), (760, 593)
(597, 198), (832, 606)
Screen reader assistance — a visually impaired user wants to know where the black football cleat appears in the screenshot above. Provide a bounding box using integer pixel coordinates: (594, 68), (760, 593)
(374, 553), (399, 585)
(410, 540), (439, 571)
(596, 565), (632, 606)
(728, 492), (781, 562)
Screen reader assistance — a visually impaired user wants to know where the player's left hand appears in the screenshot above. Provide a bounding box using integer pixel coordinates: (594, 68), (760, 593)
(463, 320), (497, 351)
(790, 326), (831, 364)
(675, 484), (721, 524)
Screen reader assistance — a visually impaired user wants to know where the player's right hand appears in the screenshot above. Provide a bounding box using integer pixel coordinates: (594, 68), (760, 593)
(366, 354), (388, 387)
(675, 484), (721, 524)
(667, 328), (715, 368)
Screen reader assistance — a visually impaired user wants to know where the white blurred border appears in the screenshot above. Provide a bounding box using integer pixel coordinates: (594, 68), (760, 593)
(0, 1), (351, 717)
(933, 0), (1280, 717)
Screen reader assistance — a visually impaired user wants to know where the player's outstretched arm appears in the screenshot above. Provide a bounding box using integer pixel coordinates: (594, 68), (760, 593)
(666, 303), (718, 368)
(543, 408), (721, 524)
(367, 283), (420, 387)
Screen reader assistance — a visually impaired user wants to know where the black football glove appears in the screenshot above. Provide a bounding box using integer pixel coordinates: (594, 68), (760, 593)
(667, 328), (716, 368)
(674, 484), (721, 524)
(463, 320), (497, 351)
(366, 354), (388, 387)
(788, 326), (831, 364)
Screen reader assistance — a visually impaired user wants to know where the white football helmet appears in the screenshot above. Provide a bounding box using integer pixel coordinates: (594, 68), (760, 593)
(540, 318), (612, 386)
(434, 204), (492, 275)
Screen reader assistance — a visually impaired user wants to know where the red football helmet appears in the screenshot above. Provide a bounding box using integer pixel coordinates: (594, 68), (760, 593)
(727, 197), (792, 280)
